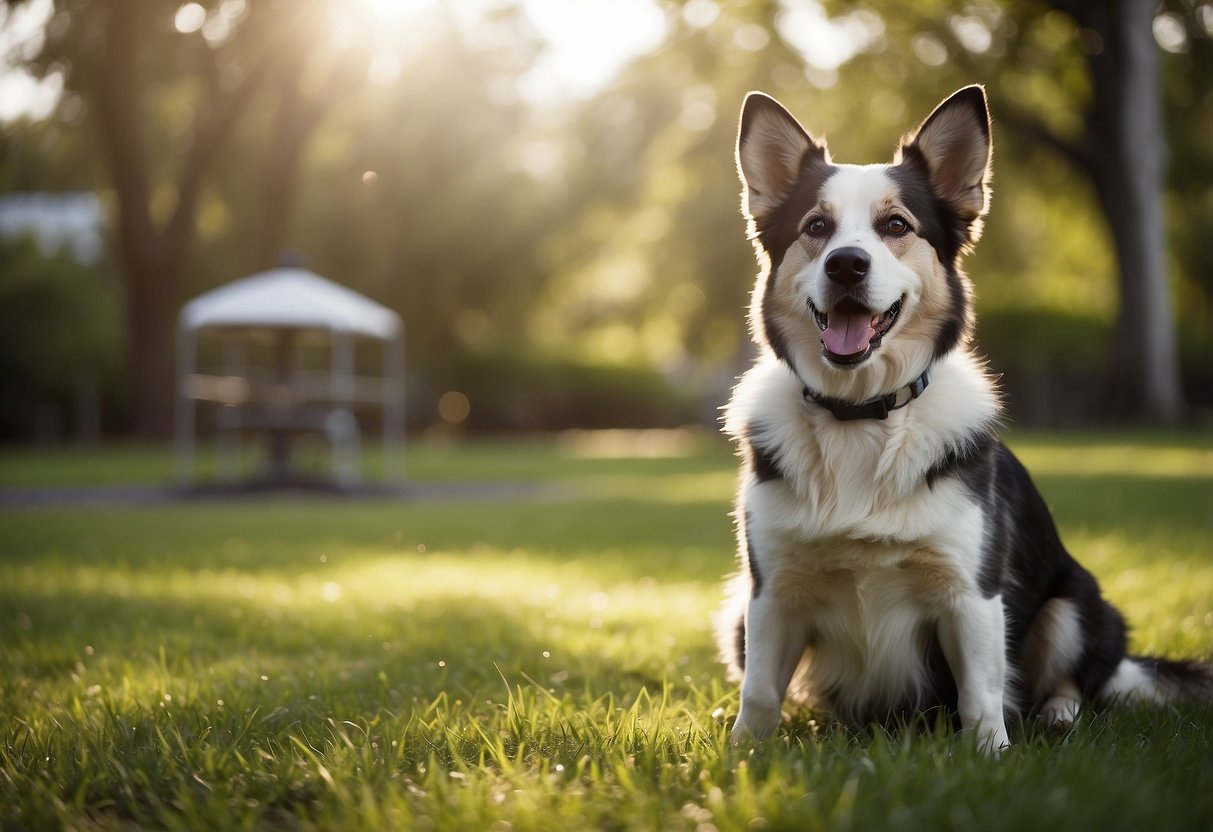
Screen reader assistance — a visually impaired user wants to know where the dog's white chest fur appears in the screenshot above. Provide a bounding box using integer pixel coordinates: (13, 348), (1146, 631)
(724, 350), (998, 719)
(756, 530), (975, 719)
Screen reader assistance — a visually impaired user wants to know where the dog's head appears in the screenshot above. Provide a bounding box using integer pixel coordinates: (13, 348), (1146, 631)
(736, 86), (991, 402)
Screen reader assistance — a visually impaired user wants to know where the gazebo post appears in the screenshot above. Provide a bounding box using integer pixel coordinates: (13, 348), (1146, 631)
(330, 330), (358, 488)
(216, 335), (243, 483)
(382, 328), (405, 485)
(173, 324), (196, 489)
(268, 328), (295, 483)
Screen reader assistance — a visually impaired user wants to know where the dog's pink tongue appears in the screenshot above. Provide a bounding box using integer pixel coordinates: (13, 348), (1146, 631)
(822, 308), (876, 356)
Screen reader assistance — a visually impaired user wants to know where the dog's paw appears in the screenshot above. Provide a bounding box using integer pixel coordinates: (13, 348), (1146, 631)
(729, 722), (774, 749)
(728, 725), (779, 764)
(982, 738), (1011, 759)
(975, 724), (1011, 758)
(729, 703), (782, 748)
(1039, 693), (1081, 733)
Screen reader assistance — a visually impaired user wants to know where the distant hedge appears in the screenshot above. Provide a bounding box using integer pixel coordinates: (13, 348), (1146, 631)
(437, 349), (699, 432)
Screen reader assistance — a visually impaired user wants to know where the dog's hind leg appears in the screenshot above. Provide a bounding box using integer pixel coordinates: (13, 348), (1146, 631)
(1039, 678), (1082, 731)
(1020, 598), (1089, 730)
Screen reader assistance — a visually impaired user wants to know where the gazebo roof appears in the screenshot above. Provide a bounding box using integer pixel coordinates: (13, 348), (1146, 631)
(179, 268), (401, 339)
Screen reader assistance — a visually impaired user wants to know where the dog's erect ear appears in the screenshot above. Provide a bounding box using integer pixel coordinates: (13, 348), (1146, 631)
(736, 92), (828, 222)
(899, 86), (992, 222)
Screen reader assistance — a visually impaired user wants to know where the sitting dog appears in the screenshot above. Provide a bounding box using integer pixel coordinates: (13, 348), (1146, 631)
(718, 85), (1211, 752)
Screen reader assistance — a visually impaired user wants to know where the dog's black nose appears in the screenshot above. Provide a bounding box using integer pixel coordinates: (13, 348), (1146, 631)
(824, 247), (871, 285)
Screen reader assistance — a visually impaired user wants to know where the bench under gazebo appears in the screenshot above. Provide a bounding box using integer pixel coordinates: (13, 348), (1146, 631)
(173, 267), (404, 492)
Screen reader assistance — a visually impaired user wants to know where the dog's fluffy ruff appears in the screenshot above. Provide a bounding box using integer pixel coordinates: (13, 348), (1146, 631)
(725, 348), (999, 506)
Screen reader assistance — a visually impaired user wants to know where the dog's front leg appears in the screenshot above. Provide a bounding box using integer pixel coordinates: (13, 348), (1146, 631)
(731, 593), (805, 746)
(938, 593), (1011, 754)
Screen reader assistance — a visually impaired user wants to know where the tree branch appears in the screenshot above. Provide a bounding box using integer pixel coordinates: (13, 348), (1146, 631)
(254, 49), (362, 267)
(163, 42), (280, 259)
(996, 104), (1097, 177)
(96, 0), (156, 268)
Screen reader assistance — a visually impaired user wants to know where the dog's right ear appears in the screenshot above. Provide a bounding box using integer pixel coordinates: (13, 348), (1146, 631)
(736, 93), (828, 222)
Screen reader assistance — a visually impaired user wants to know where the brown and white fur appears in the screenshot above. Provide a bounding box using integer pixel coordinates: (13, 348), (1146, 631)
(718, 86), (1212, 752)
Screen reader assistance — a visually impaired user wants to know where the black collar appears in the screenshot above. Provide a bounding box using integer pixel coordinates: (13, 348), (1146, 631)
(803, 368), (930, 421)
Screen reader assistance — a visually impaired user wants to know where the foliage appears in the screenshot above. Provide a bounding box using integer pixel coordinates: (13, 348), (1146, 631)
(443, 348), (700, 431)
(0, 234), (123, 437)
(1, 433), (1212, 829)
(1160, 0), (1213, 389)
(201, 6), (558, 360)
(3, 1), (1212, 436)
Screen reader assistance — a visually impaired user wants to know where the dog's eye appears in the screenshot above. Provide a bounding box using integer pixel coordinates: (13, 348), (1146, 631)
(885, 216), (910, 236)
(805, 218), (828, 236)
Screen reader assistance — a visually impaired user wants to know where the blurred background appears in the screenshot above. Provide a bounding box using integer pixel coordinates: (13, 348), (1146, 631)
(1, 0), (1210, 449)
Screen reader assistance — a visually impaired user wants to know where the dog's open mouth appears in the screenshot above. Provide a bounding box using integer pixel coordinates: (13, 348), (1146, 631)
(810, 296), (904, 366)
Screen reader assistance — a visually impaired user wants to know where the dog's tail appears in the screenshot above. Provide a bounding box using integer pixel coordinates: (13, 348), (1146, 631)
(1100, 655), (1213, 704)
(713, 573), (749, 682)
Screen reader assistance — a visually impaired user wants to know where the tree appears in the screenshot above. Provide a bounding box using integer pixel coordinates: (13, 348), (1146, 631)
(1158, 0), (1213, 404)
(1008, 0), (1181, 422)
(18, 1), (348, 436)
(247, 27), (366, 270)
(23, 1), (264, 435)
(847, 0), (1188, 421)
(0, 234), (121, 439)
(18, 1), (555, 436)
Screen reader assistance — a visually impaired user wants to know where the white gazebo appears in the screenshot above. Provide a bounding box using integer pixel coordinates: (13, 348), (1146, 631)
(174, 267), (404, 490)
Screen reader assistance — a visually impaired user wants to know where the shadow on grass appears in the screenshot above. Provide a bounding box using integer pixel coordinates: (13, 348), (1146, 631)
(0, 572), (709, 714)
(0, 497), (737, 579)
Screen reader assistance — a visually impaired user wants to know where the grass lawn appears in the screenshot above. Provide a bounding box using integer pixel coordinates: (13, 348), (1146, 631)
(1, 431), (1211, 830)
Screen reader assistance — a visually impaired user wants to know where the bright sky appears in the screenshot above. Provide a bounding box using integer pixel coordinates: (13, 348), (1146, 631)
(0, 0), (670, 124)
(513, 0), (668, 102)
(0, 0), (882, 124)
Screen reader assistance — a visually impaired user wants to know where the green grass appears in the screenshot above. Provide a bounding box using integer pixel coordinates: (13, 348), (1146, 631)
(1, 432), (1211, 830)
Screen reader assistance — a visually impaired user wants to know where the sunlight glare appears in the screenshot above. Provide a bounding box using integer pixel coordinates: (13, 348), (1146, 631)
(174, 3), (206, 34)
(0, 0), (58, 124)
(517, 0), (667, 102)
(329, 0), (440, 72)
(360, 0), (436, 24)
(325, 0), (668, 103)
(776, 1), (884, 72)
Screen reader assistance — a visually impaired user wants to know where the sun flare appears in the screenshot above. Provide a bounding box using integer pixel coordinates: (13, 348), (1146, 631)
(357, 0), (437, 24)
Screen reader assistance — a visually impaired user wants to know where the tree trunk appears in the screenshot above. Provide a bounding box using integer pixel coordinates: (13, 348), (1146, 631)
(96, 1), (169, 437)
(91, 1), (278, 437)
(1066, 0), (1184, 422)
(123, 257), (179, 437)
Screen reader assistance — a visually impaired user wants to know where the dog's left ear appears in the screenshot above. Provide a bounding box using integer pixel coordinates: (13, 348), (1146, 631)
(899, 86), (992, 225)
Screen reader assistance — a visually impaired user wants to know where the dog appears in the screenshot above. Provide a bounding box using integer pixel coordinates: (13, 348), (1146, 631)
(717, 85), (1212, 752)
